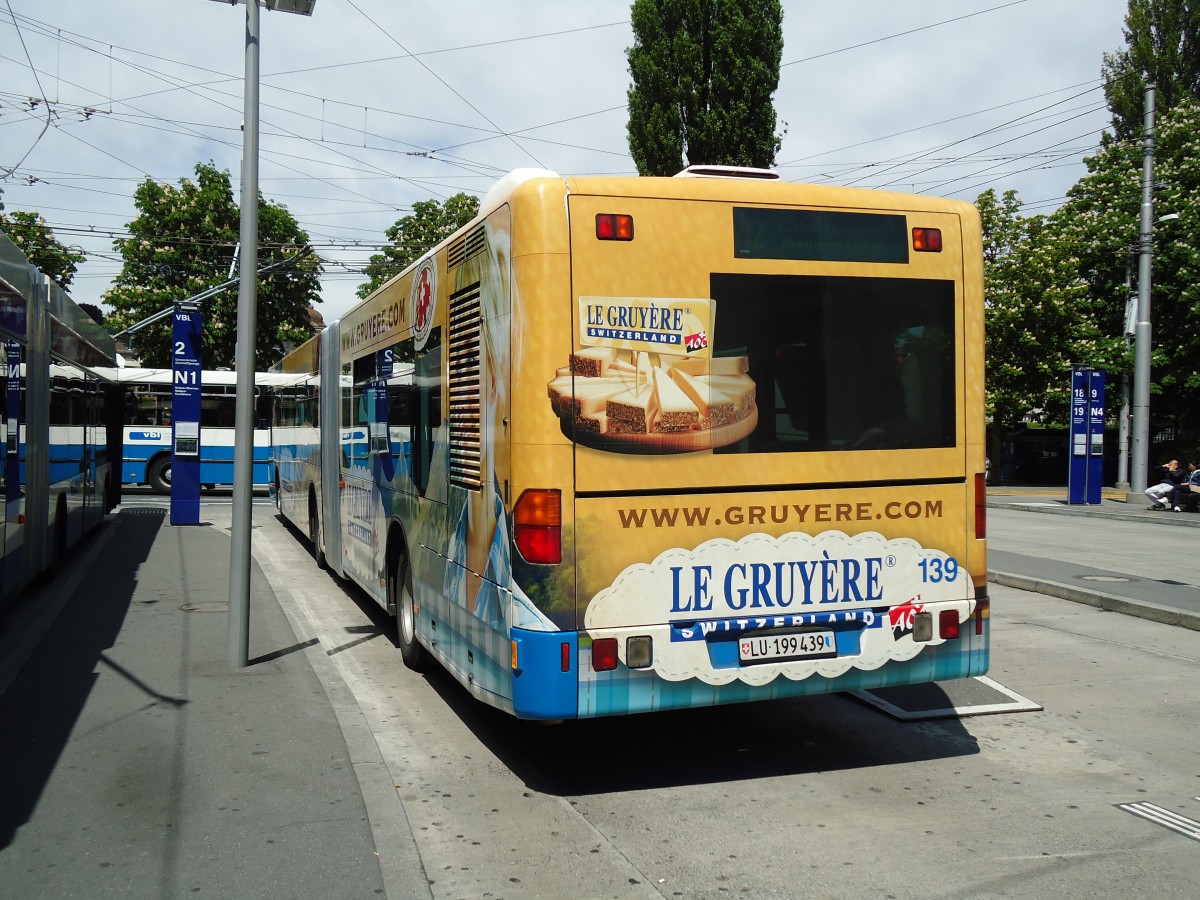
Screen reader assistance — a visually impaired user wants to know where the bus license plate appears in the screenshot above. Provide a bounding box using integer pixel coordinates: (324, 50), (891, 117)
(739, 630), (836, 664)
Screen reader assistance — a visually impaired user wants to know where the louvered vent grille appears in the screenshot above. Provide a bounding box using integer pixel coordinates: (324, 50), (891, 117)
(447, 226), (486, 270)
(448, 283), (482, 491)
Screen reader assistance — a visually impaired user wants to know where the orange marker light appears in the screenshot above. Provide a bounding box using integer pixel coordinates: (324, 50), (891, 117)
(912, 227), (942, 252)
(596, 213), (634, 241)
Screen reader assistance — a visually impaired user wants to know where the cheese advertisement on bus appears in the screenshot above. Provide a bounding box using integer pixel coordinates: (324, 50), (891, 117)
(271, 168), (988, 720)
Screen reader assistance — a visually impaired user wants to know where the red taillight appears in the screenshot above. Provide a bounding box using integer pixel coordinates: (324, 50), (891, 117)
(592, 638), (619, 671)
(939, 610), (960, 640)
(975, 597), (990, 636)
(561, 641), (571, 672)
(974, 472), (986, 540)
(912, 227), (942, 252)
(596, 213), (634, 241)
(513, 488), (562, 564)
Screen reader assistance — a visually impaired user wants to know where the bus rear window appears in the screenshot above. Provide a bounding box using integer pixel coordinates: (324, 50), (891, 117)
(711, 274), (955, 454)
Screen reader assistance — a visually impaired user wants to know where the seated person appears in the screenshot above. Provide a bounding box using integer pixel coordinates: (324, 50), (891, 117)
(1168, 460), (1200, 511)
(1145, 459), (1184, 510)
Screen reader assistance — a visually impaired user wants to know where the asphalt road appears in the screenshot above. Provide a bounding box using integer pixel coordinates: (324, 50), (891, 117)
(4, 494), (1197, 899)
(251, 500), (1200, 899)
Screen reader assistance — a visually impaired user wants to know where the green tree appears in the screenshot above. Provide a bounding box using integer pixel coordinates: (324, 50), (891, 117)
(357, 193), (480, 300)
(1055, 100), (1200, 439)
(1101, 0), (1200, 141)
(0, 206), (86, 291)
(977, 190), (1097, 448)
(104, 162), (321, 369)
(626, 0), (784, 176)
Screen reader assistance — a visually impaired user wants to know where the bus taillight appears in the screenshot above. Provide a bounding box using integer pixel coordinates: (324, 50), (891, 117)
(912, 227), (942, 252)
(592, 638), (619, 671)
(939, 610), (960, 640)
(974, 472), (986, 540)
(514, 489), (562, 564)
(596, 213), (634, 241)
(975, 597), (990, 636)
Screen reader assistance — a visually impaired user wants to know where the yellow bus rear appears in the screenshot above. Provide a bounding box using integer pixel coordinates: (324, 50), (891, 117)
(503, 171), (987, 717)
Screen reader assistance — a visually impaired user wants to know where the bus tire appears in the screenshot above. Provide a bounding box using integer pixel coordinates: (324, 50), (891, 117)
(392, 555), (427, 671)
(308, 493), (326, 569)
(147, 455), (171, 495)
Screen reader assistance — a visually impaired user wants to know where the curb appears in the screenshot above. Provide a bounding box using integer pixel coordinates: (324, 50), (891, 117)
(986, 501), (1200, 527)
(247, 517), (434, 900)
(989, 569), (1200, 633)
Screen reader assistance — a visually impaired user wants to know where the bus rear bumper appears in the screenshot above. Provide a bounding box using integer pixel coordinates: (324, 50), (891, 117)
(511, 628), (579, 720)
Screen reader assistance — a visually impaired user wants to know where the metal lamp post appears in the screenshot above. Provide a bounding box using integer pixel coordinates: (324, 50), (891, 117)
(209, 0), (317, 669)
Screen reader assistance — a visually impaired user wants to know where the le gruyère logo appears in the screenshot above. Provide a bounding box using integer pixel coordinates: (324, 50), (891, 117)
(411, 258), (436, 350)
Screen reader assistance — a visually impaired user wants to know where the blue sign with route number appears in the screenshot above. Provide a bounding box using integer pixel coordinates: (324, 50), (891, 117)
(171, 307), (203, 525)
(1068, 368), (1104, 505)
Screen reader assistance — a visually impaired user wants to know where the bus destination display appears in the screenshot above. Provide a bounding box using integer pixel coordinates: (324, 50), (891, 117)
(733, 208), (909, 263)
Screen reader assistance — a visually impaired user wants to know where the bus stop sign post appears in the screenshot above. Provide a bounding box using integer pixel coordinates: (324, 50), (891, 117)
(1068, 367), (1105, 505)
(171, 303), (203, 525)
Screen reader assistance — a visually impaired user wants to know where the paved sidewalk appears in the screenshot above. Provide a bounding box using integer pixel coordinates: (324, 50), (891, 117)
(0, 506), (422, 900)
(987, 484), (1200, 528)
(987, 486), (1200, 632)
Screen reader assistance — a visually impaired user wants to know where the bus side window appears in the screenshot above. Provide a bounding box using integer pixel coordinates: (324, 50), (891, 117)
(254, 389), (272, 429)
(388, 335), (440, 496)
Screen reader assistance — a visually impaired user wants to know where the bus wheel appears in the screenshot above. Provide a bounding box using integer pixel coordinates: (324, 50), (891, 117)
(308, 497), (326, 569)
(148, 456), (171, 495)
(392, 556), (427, 671)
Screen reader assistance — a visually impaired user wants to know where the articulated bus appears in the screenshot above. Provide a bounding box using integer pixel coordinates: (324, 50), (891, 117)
(0, 231), (121, 607)
(93, 367), (295, 494)
(272, 167), (989, 719)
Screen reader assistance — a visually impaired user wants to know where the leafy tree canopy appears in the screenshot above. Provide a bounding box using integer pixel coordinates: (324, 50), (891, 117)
(0, 205), (86, 291)
(1102, 0), (1200, 141)
(1055, 100), (1200, 432)
(978, 190), (1096, 437)
(357, 193), (480, 301)
(626, 0), (785, 176)
(104, 162), (321, 369)
(979, 101), (1200, 445)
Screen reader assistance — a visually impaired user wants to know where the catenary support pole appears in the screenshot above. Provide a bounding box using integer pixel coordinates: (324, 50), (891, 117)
(228, 0), (260, 669)
(1129, 83), (1155, 500)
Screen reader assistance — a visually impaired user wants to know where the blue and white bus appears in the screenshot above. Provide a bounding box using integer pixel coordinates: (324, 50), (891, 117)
(0, 230), (121, 607)
(94, 367), (298, 494)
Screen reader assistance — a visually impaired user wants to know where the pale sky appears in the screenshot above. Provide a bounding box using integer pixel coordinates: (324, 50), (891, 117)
(1, 0), (1130, 323)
